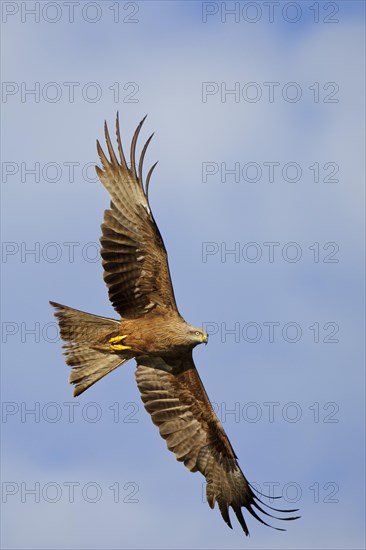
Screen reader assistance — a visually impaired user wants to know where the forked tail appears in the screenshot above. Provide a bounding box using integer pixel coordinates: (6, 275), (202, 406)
(50, 301), (131, 396)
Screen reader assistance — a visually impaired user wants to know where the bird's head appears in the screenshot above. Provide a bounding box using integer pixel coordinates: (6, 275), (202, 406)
(186, 326), (209, 347)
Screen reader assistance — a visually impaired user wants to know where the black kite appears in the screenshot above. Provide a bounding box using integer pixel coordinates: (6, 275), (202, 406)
(50, 115), (299, 536)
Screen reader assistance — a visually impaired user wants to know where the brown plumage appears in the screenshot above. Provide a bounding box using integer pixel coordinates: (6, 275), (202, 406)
(50, 115), (300, 535)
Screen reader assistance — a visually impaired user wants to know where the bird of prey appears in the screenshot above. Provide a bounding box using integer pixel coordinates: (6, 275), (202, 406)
(50, 115), (299, 536)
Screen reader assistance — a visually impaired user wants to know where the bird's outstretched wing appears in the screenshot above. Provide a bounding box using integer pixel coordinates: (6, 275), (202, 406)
(96, 114), (178, 319)
(135, 352), (300, 535)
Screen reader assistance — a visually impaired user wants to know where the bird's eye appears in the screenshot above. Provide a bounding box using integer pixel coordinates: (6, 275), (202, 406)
(195, 331), (200, 336)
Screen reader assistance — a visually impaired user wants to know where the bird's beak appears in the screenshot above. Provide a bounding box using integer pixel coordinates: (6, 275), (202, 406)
(203, 333), (208, 345)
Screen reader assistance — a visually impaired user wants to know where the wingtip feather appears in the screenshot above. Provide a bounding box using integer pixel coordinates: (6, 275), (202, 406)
(233, 505), (250, 536)
(130, 115), (148, 179)
(115, 112), (128, 169)
(146, 161), (159, 201)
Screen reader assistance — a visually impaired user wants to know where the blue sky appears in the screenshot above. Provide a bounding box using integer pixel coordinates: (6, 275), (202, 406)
(1, 1), (365, 549)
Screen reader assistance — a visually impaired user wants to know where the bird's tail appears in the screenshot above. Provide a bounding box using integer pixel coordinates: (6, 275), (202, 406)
(50, 301), (132, 396)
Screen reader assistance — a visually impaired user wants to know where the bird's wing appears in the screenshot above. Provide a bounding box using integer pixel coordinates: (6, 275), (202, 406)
(96, 114), (179, 319)
(135, 353), (300, 535)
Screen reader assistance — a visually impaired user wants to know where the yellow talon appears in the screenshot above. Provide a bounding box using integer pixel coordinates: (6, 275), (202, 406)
(109, 335), (131, 351)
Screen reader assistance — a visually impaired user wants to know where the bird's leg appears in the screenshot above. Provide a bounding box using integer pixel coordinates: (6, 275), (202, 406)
(109, 334), (131, 351)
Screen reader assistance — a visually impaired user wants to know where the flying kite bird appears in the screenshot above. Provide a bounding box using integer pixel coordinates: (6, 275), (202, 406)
(50, 115), (300, 536)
